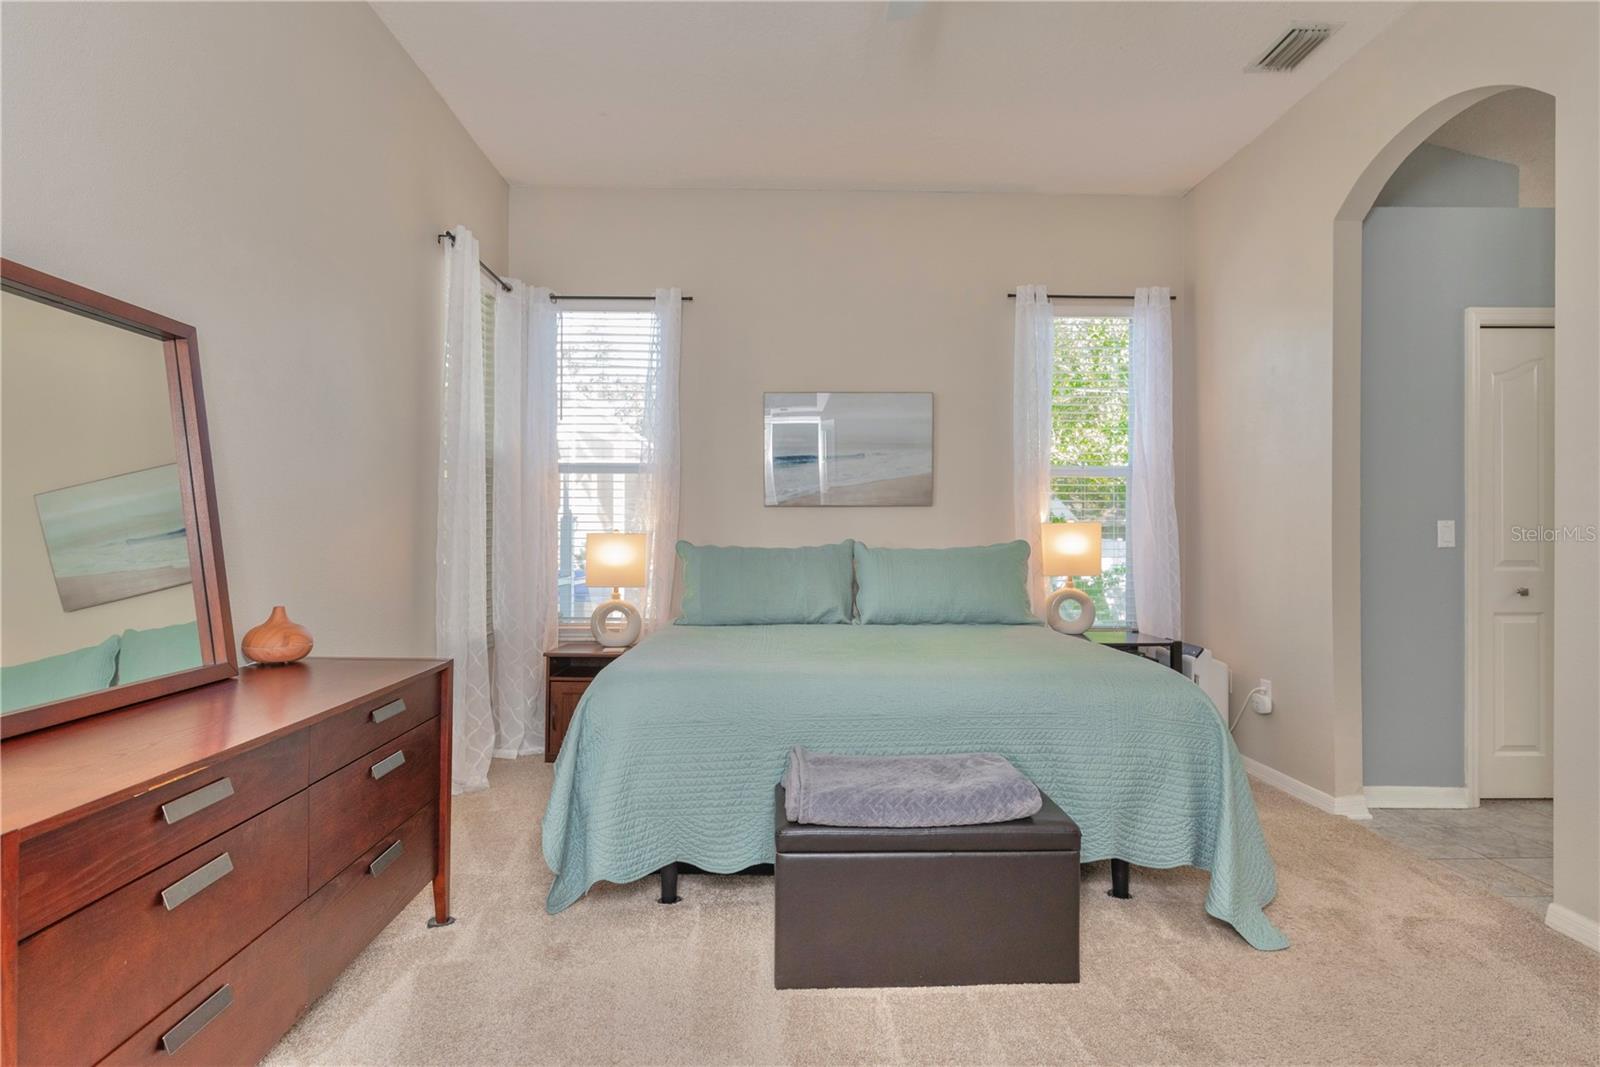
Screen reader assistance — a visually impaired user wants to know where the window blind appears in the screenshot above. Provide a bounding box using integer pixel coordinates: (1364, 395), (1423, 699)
(1050, 314), (1135, 629)
(556, 308), (657, 620)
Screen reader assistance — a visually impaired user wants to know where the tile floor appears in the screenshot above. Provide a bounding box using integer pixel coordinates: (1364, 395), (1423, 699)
(1363, 799), (1553, 918)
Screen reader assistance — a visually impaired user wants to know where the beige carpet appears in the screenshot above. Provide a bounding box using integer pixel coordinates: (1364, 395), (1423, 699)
(264, 759), (1598, 1066)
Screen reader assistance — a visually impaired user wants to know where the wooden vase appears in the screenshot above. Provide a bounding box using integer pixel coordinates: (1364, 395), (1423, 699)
(241, 605), (314, 665)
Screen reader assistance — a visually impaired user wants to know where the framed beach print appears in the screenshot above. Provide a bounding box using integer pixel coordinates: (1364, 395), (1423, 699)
(763, 392), (933, 507)
(35, 463), (191, 611)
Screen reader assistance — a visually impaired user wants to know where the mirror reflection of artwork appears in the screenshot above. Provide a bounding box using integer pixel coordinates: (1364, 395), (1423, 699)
(764, 392), (933, 507)
(35, 464), (190, 611)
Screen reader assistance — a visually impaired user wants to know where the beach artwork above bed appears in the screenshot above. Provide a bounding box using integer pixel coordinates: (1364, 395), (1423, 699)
(763, 392), (933, 507)
(35, 464), (191, 611)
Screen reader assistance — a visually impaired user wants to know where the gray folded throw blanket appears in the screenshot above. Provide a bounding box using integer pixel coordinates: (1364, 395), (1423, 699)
(781, 747), (1043, 827)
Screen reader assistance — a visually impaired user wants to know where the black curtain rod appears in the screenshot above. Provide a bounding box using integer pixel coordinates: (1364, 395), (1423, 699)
(552, 294), (694, 303)
(1008, 292), (1177, 301)
(437, 232), (512, 293)
(436, 232), (694, 301)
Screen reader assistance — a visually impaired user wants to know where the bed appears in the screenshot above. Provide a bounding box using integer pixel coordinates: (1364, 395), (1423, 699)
(540, 622), (1287, 951)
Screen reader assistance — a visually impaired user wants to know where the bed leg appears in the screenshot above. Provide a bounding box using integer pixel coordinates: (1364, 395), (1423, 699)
(658, 863), (681, 904)
(1109, 859), (1131, 899)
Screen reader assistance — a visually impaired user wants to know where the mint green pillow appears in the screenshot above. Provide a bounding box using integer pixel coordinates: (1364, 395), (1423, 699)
(118, 621), (203, 684)
(853, 541), (1038, 625)
(0, 634), (120, 713)
(677, 541), (855, 625)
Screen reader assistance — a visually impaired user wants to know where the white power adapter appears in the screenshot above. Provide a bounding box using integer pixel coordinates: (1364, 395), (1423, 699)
(1228, 679), (1274, 732)
(1249, 679), (1274, 716)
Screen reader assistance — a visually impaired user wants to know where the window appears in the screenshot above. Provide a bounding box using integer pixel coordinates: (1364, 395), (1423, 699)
(1050, 313), (1134, 629)
(556, 306), (656, 621)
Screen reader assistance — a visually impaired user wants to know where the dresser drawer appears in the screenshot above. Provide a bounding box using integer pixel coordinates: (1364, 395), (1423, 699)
(307, 672), (440, 782)
(305, 802), (437, 1000)
(307, 718), (438, 889)
(17, 731), (308, 937)
(17, 793), (308, 1067)
(99, 902), (310, 1066)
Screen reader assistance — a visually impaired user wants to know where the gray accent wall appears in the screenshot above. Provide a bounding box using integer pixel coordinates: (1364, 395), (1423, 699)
(1374, 144), (1520, 207)
(1361, 206), (1554, 786)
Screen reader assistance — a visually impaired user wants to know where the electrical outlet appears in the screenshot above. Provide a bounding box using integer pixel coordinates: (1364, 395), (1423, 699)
(1437, 520), (1456, 548)
(1252, 679), (1274, 715)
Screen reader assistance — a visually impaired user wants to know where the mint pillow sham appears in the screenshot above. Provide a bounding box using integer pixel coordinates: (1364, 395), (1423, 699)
(677, 540), (855, 625)
(853, 541), (1038, 625)
(0, 634), (120, 713)
(119, 620), (203, 684)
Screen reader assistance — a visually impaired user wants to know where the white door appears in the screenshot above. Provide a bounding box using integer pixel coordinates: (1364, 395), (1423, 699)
(1469, 312), (1554, 799)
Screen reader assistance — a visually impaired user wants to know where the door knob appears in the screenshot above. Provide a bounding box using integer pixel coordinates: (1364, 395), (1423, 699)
(1516, 587), (1530, 597)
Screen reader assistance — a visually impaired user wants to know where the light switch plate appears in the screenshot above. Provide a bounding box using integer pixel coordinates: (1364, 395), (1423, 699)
(1437, 520), (1456, 548)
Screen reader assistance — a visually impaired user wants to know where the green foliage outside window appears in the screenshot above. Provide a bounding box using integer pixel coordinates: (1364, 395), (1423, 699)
(1051, 316), (1129, 469)
(1049, 316), (1133, 629)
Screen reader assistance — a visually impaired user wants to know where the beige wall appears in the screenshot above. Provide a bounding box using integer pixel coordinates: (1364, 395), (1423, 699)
(1, 1), (509, 658)
(0, 293), (195, 664)
(1185, 3), (1598, 927)
(509, 188), (1186, 553)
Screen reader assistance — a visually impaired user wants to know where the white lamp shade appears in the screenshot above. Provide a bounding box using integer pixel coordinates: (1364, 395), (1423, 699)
(1040, 522), (1102, 578)
(586, 532), (647, 589)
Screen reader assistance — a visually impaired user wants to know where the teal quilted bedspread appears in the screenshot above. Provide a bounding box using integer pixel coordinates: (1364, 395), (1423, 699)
(541, 624), (1287, 950)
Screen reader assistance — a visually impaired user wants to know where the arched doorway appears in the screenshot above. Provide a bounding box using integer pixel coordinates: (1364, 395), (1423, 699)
(1332, 86), (1559, 913)
(1330, 86), (1555, 801)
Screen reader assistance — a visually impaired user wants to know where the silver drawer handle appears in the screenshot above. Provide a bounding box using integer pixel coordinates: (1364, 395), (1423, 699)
(161, 983), (233, 1054)
(368, 839), (404, 877)
(161, 852), (234, 911)
(370, 698), (407, 724)
(370, 750), (406, 780)
(160, 778), (234, 825)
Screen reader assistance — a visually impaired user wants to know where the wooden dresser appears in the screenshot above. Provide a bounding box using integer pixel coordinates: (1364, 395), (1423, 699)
(0, 657), (453, 1066)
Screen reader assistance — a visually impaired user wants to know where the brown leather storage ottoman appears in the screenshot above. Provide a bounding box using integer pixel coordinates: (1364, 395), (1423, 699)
(773, 784), (1080, 989)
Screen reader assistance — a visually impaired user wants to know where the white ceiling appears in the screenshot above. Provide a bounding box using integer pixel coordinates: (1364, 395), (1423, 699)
(1427, 88), (1555, 207)
(375, 1), (1407, 196)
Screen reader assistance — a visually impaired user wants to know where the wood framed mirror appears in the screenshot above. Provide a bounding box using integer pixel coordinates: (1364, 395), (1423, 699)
(1, 259), (235, 738)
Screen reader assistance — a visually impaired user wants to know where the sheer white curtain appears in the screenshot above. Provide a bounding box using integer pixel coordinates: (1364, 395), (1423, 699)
(638, 288), (682, 630)
(1130, 287), (1181, 639)
(436, 225), (493, 793)
(1012, 285), (1054, 616)
(490, 283), (559, 759)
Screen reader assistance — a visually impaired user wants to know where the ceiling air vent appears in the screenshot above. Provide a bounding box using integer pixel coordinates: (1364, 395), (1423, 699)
(1248, 23), (1338, 72)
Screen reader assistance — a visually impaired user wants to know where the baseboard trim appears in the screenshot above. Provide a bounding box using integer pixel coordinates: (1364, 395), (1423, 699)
(1241, 756), (1371, 820)
(1365, 786), (1472, 809)
(1545, 903), (1600, 953)
(1334, 793), (1373, 820)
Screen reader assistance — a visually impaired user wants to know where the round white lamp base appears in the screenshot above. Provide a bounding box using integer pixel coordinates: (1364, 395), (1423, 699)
(1046, 586), (1095, 635)
(590, 598), (642, 647)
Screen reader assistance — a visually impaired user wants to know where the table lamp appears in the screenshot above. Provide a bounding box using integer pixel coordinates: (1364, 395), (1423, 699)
(1040, 522), (1102, 635)
(585, 532), (646, 647)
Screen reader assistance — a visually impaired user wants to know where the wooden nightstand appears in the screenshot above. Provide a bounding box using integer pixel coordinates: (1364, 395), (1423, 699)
(544, 641), (627, 762)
